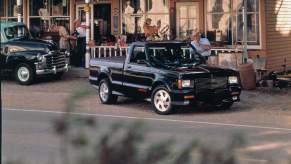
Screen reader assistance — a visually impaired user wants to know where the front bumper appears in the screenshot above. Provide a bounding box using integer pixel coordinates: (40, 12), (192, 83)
(35, 64), (69, 75)
(170, 87), (241, 106)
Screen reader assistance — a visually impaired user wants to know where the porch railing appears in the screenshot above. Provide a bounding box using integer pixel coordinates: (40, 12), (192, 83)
(91, 46), (128, 58)
(90, 46), (243, 59)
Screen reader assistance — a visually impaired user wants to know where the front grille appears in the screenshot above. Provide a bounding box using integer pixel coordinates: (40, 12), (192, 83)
(45, 51), (66, 69)
(195, 76), (228, 93)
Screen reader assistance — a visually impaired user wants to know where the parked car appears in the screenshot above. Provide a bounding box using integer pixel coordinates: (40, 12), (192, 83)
(0, 22), (69, 85)
(89, 41), (241, 114)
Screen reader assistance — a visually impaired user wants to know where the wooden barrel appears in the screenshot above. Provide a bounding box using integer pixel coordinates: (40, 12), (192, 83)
(238, 63), (256, 90)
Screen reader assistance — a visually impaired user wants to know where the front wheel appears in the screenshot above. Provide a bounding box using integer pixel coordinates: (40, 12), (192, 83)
(214, 100), (234, 110)
(98, 79), (117, 104)
(15, 63), (35, 85)
(151, 86), (173, 115)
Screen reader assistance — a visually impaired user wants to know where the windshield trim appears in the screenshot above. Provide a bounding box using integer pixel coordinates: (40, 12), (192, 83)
(4, 25), (31, 41)
(145, 43), (203, 69)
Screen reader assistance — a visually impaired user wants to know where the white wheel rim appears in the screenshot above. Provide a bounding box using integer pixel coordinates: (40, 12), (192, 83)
(99, 82), (109, 102)
(17, 67), (30, 82)
(154, 89), (171, 112)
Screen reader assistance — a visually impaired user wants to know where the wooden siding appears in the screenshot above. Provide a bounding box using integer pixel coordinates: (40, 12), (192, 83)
(265, 0), (291, 72)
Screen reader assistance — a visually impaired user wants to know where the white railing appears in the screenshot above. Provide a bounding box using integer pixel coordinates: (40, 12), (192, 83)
(91, 46), (128, 58)
(90, 46), (243, 59)
(210, 48), (243, 55)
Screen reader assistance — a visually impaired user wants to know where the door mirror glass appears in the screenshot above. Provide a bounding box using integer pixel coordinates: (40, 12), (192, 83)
(136, 59), (150, 66)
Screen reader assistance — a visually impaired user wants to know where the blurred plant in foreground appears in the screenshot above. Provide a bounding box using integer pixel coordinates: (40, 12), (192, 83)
(52, 87), (246, 164)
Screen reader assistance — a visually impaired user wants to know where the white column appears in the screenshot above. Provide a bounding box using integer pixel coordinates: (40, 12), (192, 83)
(17, 0), (22, 23)
(242, 0), (248, 63)
(85, 0), (91, 68)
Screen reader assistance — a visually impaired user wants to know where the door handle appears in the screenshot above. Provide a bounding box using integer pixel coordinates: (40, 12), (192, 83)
(127, 66), (132, 69)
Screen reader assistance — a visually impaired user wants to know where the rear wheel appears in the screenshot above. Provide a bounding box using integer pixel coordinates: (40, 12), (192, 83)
(15, 63), (35, 85)
(151, 86), (173, 115)
(98, 79), (117, 104)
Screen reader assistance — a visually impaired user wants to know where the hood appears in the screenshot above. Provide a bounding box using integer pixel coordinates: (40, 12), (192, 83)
(7, 38), (58, 52)
(174, 65), (238, 79)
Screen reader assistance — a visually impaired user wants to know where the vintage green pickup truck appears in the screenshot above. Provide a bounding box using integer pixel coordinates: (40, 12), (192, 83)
(0, 22), (69, 85)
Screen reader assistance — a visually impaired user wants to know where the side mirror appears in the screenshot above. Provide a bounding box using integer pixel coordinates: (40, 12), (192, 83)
(137, 60), (150, 66)
(0, 46), (8, 54)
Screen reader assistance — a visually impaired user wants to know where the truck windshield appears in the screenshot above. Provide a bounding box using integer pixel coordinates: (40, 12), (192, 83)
(4, 25), (30, 40)
(147, 43), (203, 68)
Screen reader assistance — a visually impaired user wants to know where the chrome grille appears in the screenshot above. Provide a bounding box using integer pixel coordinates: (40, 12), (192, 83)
(196, 76), (228, 92)
(45, 51), (66, 69)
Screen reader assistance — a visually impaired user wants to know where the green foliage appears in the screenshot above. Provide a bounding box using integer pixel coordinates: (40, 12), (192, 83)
(51, 87), (247, 164)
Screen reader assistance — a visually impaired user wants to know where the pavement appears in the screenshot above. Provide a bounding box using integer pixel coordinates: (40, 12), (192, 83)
(2, 72), (291, 164)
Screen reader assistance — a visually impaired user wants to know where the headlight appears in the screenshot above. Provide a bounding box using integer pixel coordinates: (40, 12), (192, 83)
(44, 47), (50, 53)
(178, 80), (194, 88)
(65, 50), (70, 57)
(37, 54), (46, 62)
(228, 76), (238, 84)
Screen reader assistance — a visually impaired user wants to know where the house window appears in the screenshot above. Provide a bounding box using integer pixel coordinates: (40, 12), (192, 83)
(0, 0), (23, 22)
(122, 0), (169, 37)
(29, 0), (70, 35)
(206, 0), (260, 46)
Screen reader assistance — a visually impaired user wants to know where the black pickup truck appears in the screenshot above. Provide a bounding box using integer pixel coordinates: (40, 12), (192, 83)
(89, 41), (241, 114)
(0, 22), (69, 85)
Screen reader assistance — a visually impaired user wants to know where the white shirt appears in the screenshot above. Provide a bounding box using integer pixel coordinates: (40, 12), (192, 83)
(76, 26), (86, 38)
(191, 38), (211, 57)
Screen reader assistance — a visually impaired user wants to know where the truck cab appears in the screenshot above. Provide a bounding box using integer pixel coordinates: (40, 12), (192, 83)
(0, 22), (69, 85)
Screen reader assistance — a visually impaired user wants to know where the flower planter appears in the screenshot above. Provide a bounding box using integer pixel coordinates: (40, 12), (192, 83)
(238, 63), (256, 90)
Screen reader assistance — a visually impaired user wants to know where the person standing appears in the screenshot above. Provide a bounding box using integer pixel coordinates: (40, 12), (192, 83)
(59, 22), (76, 51)
(191, 32), (211, 60)
(73, 19), (86, 67)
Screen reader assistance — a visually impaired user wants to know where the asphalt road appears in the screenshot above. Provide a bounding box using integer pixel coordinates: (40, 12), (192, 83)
(2, 76), (291, 164)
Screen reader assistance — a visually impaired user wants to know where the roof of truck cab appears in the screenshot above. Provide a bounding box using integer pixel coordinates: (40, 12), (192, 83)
(0, 21), (25, 30)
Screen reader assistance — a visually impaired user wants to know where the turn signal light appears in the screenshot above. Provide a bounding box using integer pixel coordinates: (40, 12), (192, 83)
(231, 92), (240, 96)
(184, 95), (195, 99)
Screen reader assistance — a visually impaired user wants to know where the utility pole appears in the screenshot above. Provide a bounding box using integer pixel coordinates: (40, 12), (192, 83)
(17, 0), (22, 23)
(242, 0), (248, 63)
(85, 0), (91, 68)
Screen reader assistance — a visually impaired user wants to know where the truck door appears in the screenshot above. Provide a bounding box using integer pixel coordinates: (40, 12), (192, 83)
(123, 46), (154, 97)
(0, 43), (7, 70)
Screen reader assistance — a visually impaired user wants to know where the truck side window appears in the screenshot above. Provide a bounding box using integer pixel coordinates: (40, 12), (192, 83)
(130, 46), (146, 64)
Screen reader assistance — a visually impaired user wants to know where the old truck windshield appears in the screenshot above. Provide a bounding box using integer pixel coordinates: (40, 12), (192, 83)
(147, 43), (202, 68)
(4, 25), (30, 40)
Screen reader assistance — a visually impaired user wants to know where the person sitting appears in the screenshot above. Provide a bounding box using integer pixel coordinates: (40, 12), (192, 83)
(191, 32), (211, 60)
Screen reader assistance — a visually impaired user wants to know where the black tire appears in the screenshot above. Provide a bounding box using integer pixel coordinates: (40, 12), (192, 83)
(151, 86), (173, 115)
(214, 100), (234, 110)
(15, 63), (35, 85)
(98, 78), (117, 104)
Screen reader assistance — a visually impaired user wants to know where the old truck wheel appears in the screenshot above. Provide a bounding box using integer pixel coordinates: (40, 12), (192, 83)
(15, 63), (35, 85)
(98, 79), (117, 104)
(151, 86), (173, 115)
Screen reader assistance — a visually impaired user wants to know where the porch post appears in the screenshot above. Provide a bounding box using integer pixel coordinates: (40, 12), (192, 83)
(85, 0), (91, 68)
(17, 0), (22, 23)
(242, 0), (248, 63)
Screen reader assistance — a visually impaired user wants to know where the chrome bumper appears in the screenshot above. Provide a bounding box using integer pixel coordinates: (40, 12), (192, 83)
(36, 64), (69, 75)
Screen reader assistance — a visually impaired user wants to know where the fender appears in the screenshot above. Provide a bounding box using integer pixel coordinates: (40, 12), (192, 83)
(98, 66), (113, 84)
(6, 51), (40, 70)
